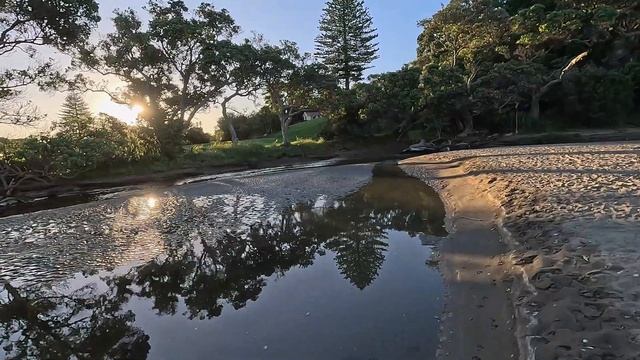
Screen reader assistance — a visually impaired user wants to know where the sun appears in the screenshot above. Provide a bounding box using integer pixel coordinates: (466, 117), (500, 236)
(96, 100), (144, 125)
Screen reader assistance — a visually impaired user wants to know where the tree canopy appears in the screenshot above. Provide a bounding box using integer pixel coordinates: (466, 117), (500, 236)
(0, 0), (100, 126)
(78, 0), (239, 155)
(411, 0), (640, 135)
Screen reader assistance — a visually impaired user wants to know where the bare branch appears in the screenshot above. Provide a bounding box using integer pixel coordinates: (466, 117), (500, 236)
(0, 101), (41, 126)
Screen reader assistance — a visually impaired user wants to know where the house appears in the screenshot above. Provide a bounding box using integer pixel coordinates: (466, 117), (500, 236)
(290, 109), (322, 125)
(303, 110), (321, 121)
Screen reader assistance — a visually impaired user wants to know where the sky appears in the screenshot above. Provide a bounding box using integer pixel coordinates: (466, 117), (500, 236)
(0, 0), (445, 138)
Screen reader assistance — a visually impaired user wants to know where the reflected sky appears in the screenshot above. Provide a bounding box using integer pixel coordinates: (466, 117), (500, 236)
(0, 164), (447, 360)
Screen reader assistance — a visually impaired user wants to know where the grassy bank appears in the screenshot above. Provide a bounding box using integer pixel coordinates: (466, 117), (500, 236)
(82, 119), (332, 179)
(237, 117), (329, 146)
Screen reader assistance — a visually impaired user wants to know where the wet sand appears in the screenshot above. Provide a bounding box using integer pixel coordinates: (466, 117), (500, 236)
(402, 142), (640, 360)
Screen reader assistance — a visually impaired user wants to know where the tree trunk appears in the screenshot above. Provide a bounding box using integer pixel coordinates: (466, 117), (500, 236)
(530, 93), (541, 121)
(460, 109), (474, 135)
(228, 122), (239, 145)
(221, 102), (239, 145)
(345, 76), (350, 91)
(279, 109), (292, 146)
(528, 51), (589, 122)
(280, 111), (290, 146)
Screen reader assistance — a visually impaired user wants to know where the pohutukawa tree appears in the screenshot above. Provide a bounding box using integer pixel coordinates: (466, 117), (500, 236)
(259, 41), (336, 145)
(315, 0), (379, 90)
(78, 0), (239, 156)
(0, 0), (100, 126)
(417, 0), (510, 135)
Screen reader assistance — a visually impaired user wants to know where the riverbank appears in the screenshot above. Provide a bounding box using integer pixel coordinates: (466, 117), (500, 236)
(5, 127), (640, 213)
(402, 141), (640, 360)
(0, 140), (408, 216)
(401, 153), (519, 359)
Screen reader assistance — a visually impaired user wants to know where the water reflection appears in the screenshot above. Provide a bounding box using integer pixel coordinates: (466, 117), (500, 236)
(0, 165), (447, 359)
(0, 281), (150, 360)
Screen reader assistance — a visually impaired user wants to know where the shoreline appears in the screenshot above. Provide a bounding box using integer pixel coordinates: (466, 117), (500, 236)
(403, 141), (640, 360)
(402, 154), (520, 359)
(6, 129), (640, 215)
(0, 151), (410, 217)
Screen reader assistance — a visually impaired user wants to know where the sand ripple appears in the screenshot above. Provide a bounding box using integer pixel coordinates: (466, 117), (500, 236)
(407, 142), (640, 360)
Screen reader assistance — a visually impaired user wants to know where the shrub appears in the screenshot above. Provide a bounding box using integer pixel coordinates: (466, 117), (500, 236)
(185, 127), (213, 145)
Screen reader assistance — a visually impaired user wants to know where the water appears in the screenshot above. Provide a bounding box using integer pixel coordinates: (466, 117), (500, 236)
(0, 164), (447, 360)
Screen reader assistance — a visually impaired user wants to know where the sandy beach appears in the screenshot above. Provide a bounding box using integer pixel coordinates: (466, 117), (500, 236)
(402, 142), (640, 360)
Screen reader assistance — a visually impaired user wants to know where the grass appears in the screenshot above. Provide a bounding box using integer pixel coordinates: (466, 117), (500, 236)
(85, 118), (332, 179)
(239, 117), (328, 146)
(186, 138), (329, 166)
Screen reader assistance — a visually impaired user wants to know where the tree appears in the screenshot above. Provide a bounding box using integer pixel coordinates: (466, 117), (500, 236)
(79, 0), (239, 156)
(323, 66), (422, 138)
(417, 0), (510, 134)
(529, 51), (589, 120)
(56, 91), (94, 139)
(315, 0), (379, 90)
(358, 66), (422, 136)
(204, 41), (263, 145)
(259, 41), (335, 145)
(215, 107), (280, 142)
(0, 0), (100, 126)
(185, 127), (212, 145)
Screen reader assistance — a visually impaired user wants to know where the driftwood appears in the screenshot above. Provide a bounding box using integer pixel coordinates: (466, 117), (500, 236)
(0, 162), (54, 205)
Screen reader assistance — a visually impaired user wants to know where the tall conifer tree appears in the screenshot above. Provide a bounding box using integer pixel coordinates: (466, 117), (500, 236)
(57, 91), (94, 138)
(315, 0), (379, 90)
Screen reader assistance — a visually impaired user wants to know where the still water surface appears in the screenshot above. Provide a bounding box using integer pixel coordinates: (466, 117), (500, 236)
(0, 165), (447, 360)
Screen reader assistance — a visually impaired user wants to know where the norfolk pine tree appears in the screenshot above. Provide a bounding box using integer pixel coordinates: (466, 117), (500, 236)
(315, 0), (379, 90)
(57, 91), (94, 138)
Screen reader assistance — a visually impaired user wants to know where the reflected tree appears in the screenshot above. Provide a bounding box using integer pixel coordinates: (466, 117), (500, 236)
(320, 165), (446, 288)
(0, 166), (448, 356)
(0, 282), (150, 360)
(118, 165), (446, 314)
(123, 202), (324, 320)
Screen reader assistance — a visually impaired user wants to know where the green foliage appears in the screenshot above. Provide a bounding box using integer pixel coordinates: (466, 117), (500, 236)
(315, 0), (379, 89)
(79, 0), (239, 156)
(358, 67), (422, 132)
(624, 61), (640, 103)
(4, 114), (159, 183)
(414, 0), (640, 134)
(216, 107), (280, 142)
(185, 127), (213, 145)
(260, 41), (337, 144)
(325, 66), (422, 137)
(561, 67), (634, 126)
(1, 0), (100, 50)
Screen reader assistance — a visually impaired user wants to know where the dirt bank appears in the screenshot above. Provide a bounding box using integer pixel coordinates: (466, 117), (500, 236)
(402, 142), (640, 360)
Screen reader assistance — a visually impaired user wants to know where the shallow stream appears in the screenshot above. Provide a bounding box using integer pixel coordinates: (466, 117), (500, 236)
(0, 164), (448, 360)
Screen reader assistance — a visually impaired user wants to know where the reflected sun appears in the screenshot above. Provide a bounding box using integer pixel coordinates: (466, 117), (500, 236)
(146, 196), (158, 209)
(97, 100), (144, 125)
